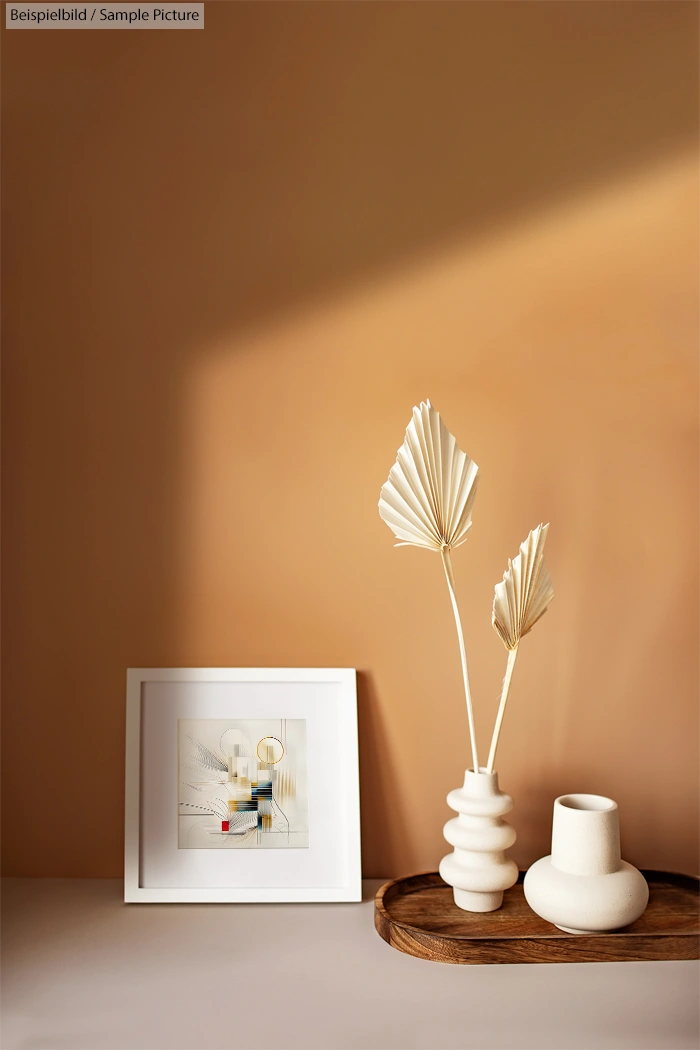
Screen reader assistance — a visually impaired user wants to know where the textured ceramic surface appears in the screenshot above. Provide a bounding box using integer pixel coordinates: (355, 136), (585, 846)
(524, 793), (649, 933)
(439, 769), (518, 912)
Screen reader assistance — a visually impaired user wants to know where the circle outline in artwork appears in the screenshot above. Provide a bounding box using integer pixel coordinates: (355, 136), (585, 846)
(256, 736), (285, 765)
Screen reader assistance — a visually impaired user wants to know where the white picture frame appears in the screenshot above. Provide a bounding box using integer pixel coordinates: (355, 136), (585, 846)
(125, 667), (361, 903)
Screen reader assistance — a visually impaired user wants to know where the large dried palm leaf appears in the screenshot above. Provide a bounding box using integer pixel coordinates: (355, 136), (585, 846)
(379, 402), (481, 772)
(378, 401), (479, 551)
(486, 524), (554, 772)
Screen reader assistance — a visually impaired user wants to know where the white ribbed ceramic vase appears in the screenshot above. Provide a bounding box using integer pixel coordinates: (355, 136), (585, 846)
(439, 769), (519, 912)
(523, 793), (649, 933)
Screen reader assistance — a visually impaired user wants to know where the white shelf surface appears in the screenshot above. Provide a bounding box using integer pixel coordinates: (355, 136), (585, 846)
(2, 877), (698, 1050)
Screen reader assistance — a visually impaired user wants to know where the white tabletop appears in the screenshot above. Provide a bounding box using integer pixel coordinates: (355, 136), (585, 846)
(2, 878), (698, 1050)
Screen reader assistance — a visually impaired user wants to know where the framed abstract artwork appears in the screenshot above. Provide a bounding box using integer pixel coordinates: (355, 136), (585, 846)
(124, 668), (361, 902)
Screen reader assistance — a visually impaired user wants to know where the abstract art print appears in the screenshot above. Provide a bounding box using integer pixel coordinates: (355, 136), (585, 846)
(125, 668), (361, 902)
(178, 718), (308, 849)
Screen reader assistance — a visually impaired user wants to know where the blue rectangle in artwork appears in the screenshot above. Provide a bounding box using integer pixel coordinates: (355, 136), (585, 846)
(252, 784), (272, 800)
(234, 801), (257, 811)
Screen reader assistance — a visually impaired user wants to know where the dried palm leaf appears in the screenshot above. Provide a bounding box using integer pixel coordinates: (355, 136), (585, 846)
(492, 523), (553, 650)
(378, 401), (479, 552)
(486, 524), (554, 772)
(379, 401), (481, 772)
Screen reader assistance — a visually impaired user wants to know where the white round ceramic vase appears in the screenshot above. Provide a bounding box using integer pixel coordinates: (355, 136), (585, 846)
(439, 769), (519, 912)
(523, 793), (649, 934)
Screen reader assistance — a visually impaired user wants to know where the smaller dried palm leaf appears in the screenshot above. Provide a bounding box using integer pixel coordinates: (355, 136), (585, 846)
(492, 524), (554, 650)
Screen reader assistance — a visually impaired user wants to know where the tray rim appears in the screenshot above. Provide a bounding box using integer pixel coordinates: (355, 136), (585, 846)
(375, 868), (700, 944)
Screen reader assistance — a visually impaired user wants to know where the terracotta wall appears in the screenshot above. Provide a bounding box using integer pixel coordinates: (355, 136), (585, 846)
(2, 2), (698, 878)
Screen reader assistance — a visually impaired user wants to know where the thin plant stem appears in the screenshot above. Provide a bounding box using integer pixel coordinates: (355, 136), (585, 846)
(486, 646), (518, 774)
(440, 547), (480, 774)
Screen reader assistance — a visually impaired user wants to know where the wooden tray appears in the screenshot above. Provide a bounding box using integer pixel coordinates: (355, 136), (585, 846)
(375, 870), (699, 964)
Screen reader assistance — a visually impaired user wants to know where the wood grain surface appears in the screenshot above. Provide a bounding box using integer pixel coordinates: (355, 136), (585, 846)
(374, 871), (700, 965)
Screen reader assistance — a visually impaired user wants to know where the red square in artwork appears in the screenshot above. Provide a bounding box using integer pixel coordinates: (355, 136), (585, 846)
(222, 821), (229, 832)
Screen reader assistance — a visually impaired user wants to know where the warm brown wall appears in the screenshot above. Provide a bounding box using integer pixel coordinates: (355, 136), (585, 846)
(2, 2), (698, 878)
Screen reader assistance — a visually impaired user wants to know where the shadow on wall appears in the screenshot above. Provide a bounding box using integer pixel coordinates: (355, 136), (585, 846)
(2, 2), (698, 877)
(356, 671), (413, 879)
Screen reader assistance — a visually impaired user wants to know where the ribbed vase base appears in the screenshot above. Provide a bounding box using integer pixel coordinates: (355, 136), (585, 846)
(555, 925), (590, 935)
(453, 888), (504, 912)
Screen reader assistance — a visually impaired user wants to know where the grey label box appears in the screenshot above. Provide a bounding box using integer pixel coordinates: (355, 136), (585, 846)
(6, 3), (204, 28)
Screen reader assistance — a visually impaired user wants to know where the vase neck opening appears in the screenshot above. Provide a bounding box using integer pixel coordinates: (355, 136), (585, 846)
(551, 793), (621, 876)
(463, 768), (500, 795)
(558, 794), (615, 813)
